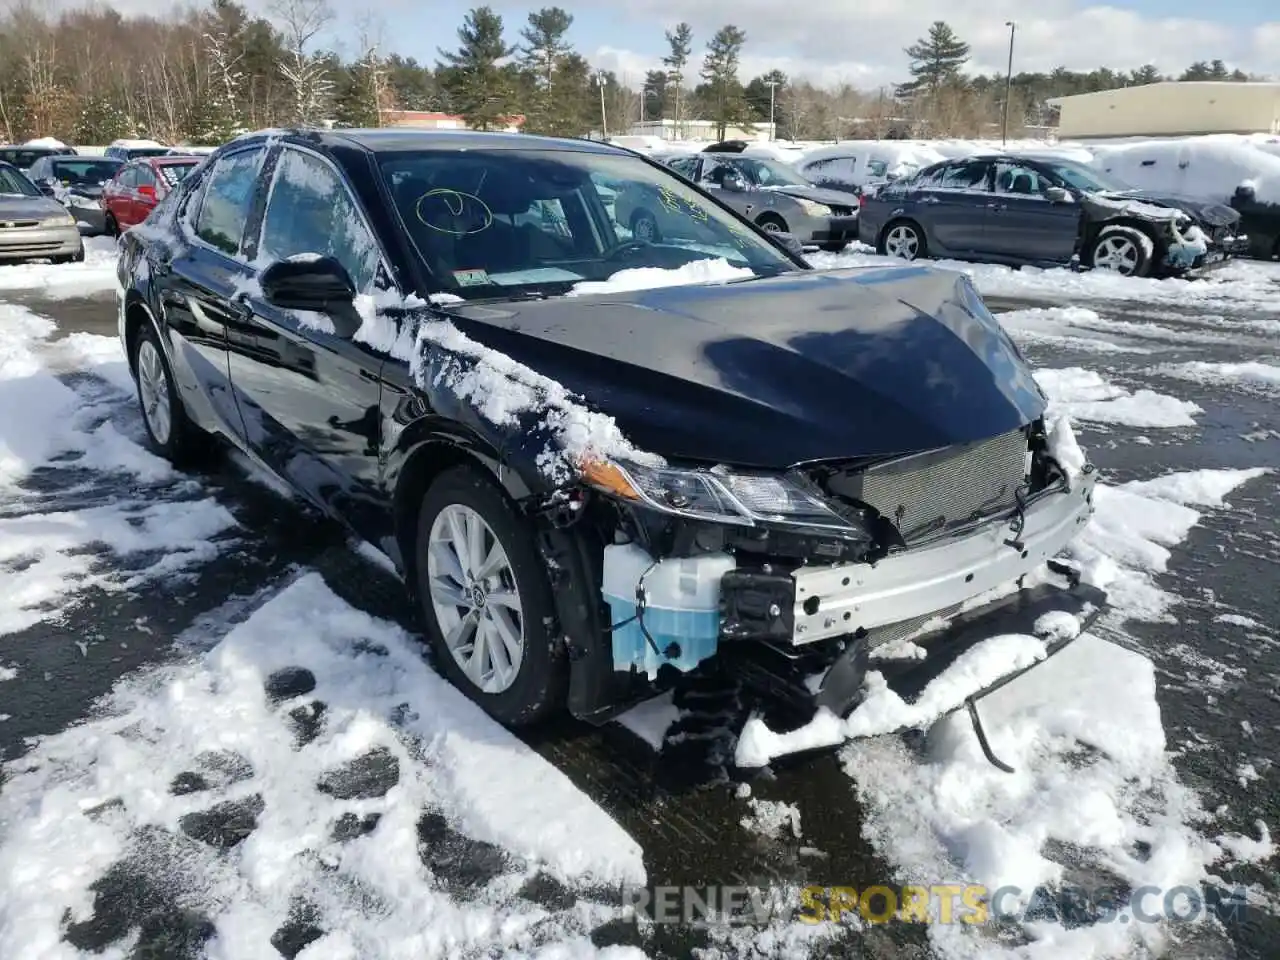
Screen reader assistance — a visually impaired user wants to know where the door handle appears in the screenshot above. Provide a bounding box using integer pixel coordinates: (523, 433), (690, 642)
(918, 195), (940, 204)
(986, 202), (1006, 211)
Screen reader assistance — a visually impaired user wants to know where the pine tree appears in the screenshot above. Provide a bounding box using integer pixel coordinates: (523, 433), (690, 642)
(1131, 64), (1162, 85)
(662, 22), (692, 136)
(899, 21), (970, 99)
(437, 7), (516, 131)
(517, 8), (588, 136)
(699, 25), (752, 142)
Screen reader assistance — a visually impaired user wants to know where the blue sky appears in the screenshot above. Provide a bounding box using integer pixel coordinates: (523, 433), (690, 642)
(358, 0), (1278, 88)
(95, 0), (1279, 89)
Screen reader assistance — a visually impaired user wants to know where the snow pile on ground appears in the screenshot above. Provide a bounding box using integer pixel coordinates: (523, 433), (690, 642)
(1152, 360), (1280, 396)
(996, 306), (1158, 354)
(0, 236), (119, 297)
(807, 248), (1280, 313)
(0, 303), (238, 635)
(1087, 137), (1280, 205)
(1066, 468), (1269, 622)
(0, 572), (645, 958)
(1033, 367), (1202, 428)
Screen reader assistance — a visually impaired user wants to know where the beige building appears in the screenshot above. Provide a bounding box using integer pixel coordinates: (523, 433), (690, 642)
(377, 110), (524, 134)
(1049, 81), (1280, 139)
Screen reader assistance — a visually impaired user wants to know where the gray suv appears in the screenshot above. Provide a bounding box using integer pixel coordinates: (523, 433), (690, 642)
(620, 153), (858, 252)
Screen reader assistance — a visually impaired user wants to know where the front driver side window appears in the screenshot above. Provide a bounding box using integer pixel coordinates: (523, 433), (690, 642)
(194, 147), (266, 256)
(259, 149), (379, 292)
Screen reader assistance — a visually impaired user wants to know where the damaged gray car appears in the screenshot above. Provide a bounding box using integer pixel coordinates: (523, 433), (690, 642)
(860, 154), (1247, 278)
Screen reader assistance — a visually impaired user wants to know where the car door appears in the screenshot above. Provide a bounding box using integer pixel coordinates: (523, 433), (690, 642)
(133, 165), (160, 223)
(917, 160), (992, 254)
(158, 145), (269, 442)
(225, 145), (387, 533)
(982, 161), (1080, 263)
(104, 165), (134, 226)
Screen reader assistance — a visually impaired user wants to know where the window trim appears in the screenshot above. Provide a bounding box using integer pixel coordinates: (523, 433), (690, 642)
(187, 143), (270, 262)
(253, 143), (397, 297)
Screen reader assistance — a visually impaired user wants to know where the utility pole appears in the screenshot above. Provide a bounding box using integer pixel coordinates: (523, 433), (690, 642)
(1002, 21), (1016, 146)
(596, 73), (608, 139)
(767, 80), (779, 141)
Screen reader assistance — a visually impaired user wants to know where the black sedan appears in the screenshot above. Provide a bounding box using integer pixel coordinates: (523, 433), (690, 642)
(25, 155), (124, 234)
(116, 128), (1102, 739)
(859, 154), (1248, 278)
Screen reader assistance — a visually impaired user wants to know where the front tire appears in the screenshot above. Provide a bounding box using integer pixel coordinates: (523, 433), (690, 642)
(414, 466), (566, 727)
(105, 213), (119, 238)
(756, 213), (788, 234)
(1087, 228), (1152, 277)
(819, 241), (849, 253)
(130, 321), (204, 465)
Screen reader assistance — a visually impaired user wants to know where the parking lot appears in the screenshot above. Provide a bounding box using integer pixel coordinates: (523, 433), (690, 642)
(0, 250), (1277, 959)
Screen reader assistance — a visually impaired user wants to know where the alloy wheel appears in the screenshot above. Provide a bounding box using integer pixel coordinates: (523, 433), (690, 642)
(760, 220), (783, 233)
(426, 503), (525, 694)
(136, 340), (172, 445)
(884, 224), (920, 259)
(1092, 235), (1140, 275)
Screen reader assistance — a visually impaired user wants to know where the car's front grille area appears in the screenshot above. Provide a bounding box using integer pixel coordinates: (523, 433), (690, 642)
(0, 220), (40, 229)
(819, 428), (1030, 545)
(829, 204), (855, 217)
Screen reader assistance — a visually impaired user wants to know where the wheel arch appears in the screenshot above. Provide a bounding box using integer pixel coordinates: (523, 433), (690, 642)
(388, 432), (535, 589)
(122, 291), (161, 375)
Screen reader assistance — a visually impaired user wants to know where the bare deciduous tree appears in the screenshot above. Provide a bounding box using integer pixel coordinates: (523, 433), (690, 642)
(271, 0), (334, 126)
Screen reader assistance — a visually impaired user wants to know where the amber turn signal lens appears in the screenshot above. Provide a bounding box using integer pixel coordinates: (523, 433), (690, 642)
(579, 459), (641, 500)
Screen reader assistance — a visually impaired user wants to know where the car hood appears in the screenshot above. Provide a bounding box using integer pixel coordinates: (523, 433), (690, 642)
(765, 184), (859, 208)
(1096, 189), (1240, 227)
(440, 266), (1047, 469)
(0, 194), (67, 219)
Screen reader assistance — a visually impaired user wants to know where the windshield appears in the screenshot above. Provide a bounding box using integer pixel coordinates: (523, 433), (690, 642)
(50, 159), (122, 185)
(378, 148), (797, 300)
(722, 156), (811, 188)
(0, 166), (39, 196)
(156, 161), (199, 186)
(1039, 159), (1133, 194)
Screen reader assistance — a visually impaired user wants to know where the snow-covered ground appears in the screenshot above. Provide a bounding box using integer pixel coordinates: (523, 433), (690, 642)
(0, 236), (119, 298)
(1, 243), (1277, 959)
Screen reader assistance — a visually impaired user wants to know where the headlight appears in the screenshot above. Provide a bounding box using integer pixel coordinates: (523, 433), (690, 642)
(41, 212), (75, 226)
(795, 199), (832, 217)
(582, 459), (872, 541)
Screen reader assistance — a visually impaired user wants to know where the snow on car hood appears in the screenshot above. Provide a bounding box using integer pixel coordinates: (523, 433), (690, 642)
(1093, 190), (1240, 227)
(436, 264), (1047, 470)
(763, 184), (858, 207)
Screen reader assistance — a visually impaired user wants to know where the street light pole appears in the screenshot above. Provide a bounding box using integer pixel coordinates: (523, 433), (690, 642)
(1002, 20), (1016, 146)
(596, 73), (608, 139)
(766, 80), (779, 141)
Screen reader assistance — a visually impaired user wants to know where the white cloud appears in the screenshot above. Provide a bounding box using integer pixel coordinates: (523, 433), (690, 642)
(596, 2), (1279, 89)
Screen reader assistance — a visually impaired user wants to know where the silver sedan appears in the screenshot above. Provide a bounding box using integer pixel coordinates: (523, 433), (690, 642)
(0, 162), (84, 264)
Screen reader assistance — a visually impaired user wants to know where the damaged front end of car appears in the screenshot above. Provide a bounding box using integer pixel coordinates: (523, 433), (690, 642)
(555, 416), (1104, 772)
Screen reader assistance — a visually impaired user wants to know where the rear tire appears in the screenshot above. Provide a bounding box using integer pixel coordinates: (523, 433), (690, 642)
(878, 219), (926, 260)
(130, 320), (205, 466)
(105, 213), (119, 238)
(414, 465), (567, 727)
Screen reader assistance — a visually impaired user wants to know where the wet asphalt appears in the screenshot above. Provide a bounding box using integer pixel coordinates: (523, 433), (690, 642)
(0, 279), (1277, 959)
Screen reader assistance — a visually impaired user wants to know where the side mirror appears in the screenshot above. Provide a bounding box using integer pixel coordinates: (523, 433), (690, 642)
(1234, 183), (1256, 202)
(137, 184), (157, 201)
(1044, 186), (1072, 204)
(767, 230), (805, 256)
(38, 181), (56, 196)
(723, 174), (748, 192)
(259, 255), (360, 336)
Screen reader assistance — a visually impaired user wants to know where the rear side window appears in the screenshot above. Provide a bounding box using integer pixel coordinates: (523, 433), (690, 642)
(194, 148), (265, 256)
(258, 149), (379, 291)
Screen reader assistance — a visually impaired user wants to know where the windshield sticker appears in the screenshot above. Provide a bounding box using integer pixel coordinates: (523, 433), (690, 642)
(415, 188), (493, 236)
(452, 268), (491, 287)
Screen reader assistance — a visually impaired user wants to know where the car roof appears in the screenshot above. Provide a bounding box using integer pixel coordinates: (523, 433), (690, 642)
(229, 128), (630, 159)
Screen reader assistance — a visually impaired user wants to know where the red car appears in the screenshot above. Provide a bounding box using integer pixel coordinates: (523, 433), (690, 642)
(101, 155), (203, 235)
